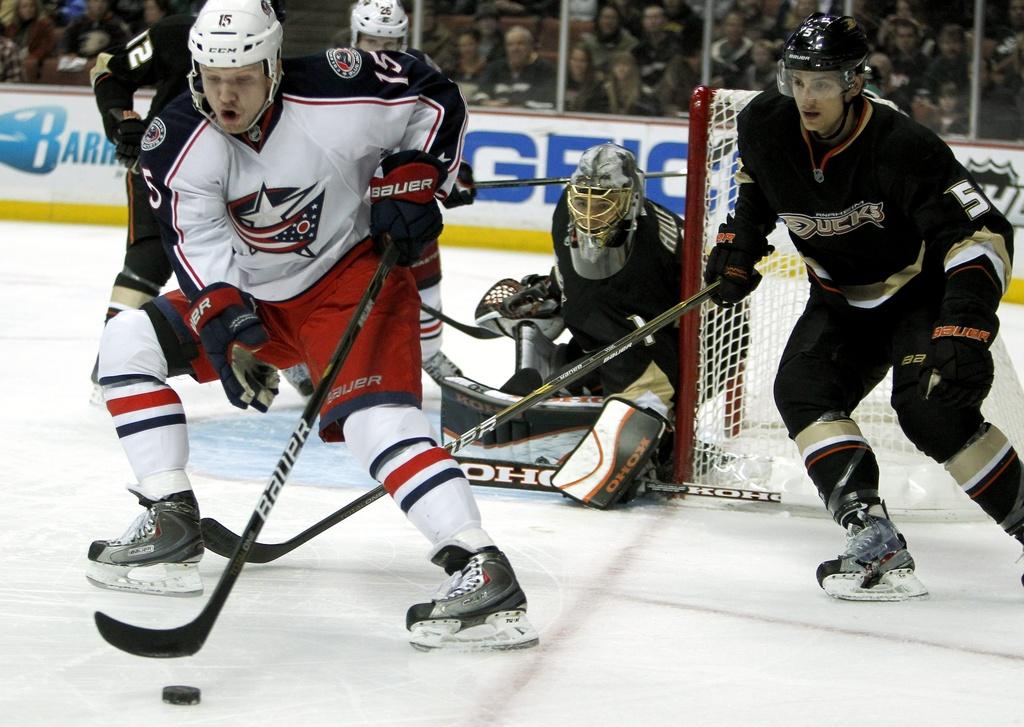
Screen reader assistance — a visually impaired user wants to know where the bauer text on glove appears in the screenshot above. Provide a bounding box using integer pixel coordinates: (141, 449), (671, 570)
(189, 283), (279, 412)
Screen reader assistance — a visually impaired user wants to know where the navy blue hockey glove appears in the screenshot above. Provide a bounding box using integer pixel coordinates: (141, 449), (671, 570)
(189, 283), (279, 412)
(442, 161), (476, 209)
(703, 224), (763, 306)
(918, 262), (1001, 408)
(109, 109), (147, 169)
(370, 150), (447, 266)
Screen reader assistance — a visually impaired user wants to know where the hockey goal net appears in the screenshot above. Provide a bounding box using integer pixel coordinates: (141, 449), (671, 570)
(675, 86), (1024, 519)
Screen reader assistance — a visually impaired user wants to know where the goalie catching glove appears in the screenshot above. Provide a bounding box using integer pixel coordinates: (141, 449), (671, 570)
(474, 272), (565, 339)
(919, 259), (1001, 408)
(189, 283), (279, 412)
(370, 150), (446, 266)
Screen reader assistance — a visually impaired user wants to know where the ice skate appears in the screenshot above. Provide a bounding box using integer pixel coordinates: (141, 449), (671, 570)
(422, 351), (463, 384)
(407, 546), (538, 651)
(816, 508), (927, 601)
(282, 362), (314, 398)
(87, 490), (204, 596)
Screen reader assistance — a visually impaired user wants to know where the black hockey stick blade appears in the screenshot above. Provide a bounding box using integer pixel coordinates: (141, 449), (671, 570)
(200, 484), (388, 562)
(93, 247), (399, 658)
(420, 302), (501, 339)
(195, 282), (721, 562)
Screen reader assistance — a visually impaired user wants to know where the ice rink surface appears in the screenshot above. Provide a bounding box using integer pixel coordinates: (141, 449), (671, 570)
(3, 221), (1024, 726)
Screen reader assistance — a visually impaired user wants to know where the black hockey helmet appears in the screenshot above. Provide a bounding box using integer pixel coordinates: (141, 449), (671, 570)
(777, 13), (868, 96)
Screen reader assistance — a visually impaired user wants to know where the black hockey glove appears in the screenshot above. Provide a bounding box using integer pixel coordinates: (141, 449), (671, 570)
(370, 150), (447, 266)
(503, 273), (562, 319)
(703, 223), (764, 306)
(918, 261), (1001, 408)
(109, 109), (147, 169)
(442, 161), (476, 209)
(189, 283), (279, 413)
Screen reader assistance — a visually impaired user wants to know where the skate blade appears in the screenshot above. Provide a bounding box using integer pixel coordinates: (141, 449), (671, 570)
(821, 568), (928, 602)
(409, 610), (539, 651)
(86, 561), (203, 597)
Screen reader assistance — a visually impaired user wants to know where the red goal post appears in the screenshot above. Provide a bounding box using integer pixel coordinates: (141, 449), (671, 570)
(674, 86), (1024, 519)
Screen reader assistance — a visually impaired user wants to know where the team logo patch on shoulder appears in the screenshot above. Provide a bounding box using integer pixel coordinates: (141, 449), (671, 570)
(327, 47), (362, 79)
(141, 118), (166, 151)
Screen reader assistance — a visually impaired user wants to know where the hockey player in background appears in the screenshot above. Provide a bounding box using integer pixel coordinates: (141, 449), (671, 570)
(88, 0), (315, 400)
(704, 13), (1024, 600)
(350, 0), (477, 383)
(474, 143), (685, 508)
(87, 0), (536, 651)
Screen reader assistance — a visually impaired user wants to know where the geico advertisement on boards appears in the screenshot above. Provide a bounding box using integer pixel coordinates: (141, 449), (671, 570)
(1, 87), (1023, 245)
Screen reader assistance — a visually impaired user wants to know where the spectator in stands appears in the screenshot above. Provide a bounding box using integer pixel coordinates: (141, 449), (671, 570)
(451, 27), (487, 101)
(976, 57), (1022, 141)
(581, 3), (637, 73)
(474, 24), (555, 109)
(661, 0), (702, 47)
(917, 80), (969, 136)
(740, 37), (777, 91)
(4, 0), (58, 81)
(141, 0), (168, 28)
(604, 0), (641, 38)
(772, 0), (823, 42)
(710, 8), (753, 89)
(60, 0), (129, 62)
(111, 0), (142, 32)
(0, 31), (24, 80)
(864, 50), (914, 111)
(416, 3), (457, 75)
(0, 0), (14, 26)
(565, 41), (606, 112)
(730, 0), (772, 42)
(923, 23), (969, 97)
(53, 0), (86, 25)
(884, 16), (930, 101)
(657, 42), (700, 116)
(632, 3), (679, 94)
(877, 0), (932, 54)
(991, 0), (1024, 80)
(602, 50), (659, 116)
(473, 3), (506, 64)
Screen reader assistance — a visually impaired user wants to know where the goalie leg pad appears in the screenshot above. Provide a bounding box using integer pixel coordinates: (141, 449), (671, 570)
(553, 396), (666, 509)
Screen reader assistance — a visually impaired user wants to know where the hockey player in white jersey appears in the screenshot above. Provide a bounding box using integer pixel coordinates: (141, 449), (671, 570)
(349, 0), (477, 384)
(87, 0), (536, 651)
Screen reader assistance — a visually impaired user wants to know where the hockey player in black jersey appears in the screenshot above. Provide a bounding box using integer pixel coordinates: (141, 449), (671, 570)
(704, 13), (1024, 600)
(475, 143), (685, 508)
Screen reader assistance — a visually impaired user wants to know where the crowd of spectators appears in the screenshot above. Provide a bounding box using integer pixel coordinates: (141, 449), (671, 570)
(2, 0), (1024, 142)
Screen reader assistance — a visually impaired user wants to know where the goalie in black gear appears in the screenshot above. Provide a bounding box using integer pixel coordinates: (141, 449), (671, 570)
(704, 12), (1024, 600)
(474, 143), (682, 508)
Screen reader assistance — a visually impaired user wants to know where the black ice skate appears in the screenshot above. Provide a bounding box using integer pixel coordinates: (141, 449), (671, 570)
(407, 546), (538, 651)
(816, 508), (927, 601)
(87, 490), (204, 596)
(422, 351), (463, 384)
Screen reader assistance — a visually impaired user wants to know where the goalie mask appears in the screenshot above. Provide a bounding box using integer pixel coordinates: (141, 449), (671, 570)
(566, 143), (643, 280)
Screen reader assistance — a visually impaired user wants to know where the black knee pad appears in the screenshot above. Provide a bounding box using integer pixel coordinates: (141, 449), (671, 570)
(892, 384), (984, 462)
(117, 237), (172, 296)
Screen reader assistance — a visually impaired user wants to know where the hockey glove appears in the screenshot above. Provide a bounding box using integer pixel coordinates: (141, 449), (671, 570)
(370, 150), (447, 266)
(475, 273), (565, 339)
(109, 109), (147, 169)
(918, 261), (1001, 408)
(703, 224), (764, 307)
(442, 161), (477, 209)
(189, 283), (279, 412)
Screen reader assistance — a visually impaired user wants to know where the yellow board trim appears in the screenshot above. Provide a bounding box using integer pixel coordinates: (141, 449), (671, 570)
(3, 201), (1023, 303)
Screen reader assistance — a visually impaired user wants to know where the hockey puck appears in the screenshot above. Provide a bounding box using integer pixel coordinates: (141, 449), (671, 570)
(162, 685), (201, 705)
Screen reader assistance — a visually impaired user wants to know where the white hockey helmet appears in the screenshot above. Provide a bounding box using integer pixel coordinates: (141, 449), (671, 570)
(565, 143), (644, 280)
(350, 0), (408, 50)
(187, 0), (284, 132)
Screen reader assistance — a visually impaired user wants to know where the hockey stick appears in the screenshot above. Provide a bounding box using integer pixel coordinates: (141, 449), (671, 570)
(475, 169), (686, 189)
(93, 245), (400, 659)
(419, 302), (501, 340)
(199, 281), (721, 563)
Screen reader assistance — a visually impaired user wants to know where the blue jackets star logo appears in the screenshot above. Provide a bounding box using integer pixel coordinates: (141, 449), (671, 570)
(228, 183), (326, 256)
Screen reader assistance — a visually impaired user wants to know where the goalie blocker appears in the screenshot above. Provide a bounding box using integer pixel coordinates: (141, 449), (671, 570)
(553, 396), (668, 509)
